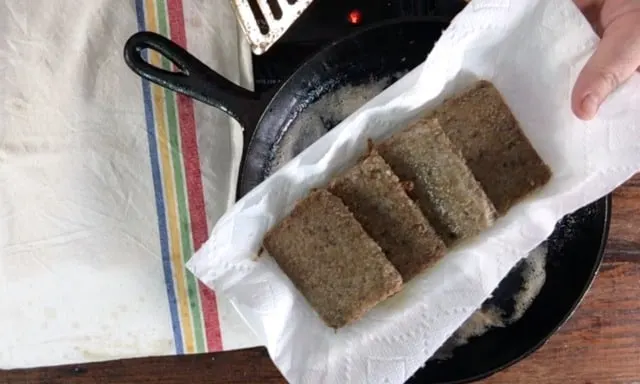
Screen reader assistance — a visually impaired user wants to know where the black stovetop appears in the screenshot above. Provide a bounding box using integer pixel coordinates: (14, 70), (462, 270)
(252, 0), (467, 93)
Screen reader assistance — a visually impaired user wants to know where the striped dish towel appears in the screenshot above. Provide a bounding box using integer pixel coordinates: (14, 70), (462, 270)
(0, 0), (257, 368)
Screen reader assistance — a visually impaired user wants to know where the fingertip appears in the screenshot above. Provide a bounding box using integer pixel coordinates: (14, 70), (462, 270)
(571, 92), (586, 120)
(571, 72), (591, 120)
(572, 66), (608, 120)
(570, 15), (640, 120)
(571, 86), (594, 120)
(578, 93), (600, 120)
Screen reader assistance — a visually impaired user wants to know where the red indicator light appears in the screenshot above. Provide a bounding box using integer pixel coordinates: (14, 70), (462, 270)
(348, 9), (362, 25)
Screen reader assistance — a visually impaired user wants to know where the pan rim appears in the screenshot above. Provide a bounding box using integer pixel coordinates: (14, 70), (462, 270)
(238, 17), (451, 198)
(420, 194), (611, 384)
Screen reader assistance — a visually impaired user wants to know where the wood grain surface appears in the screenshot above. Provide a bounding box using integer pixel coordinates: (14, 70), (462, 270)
(4, 175), (640, 384)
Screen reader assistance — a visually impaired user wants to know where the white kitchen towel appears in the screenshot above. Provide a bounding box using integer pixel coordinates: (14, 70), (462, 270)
(187, 0), (640, 383)
(0, 0), (259, 369)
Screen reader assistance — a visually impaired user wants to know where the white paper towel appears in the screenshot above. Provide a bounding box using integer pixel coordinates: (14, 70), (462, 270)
(187, 0), (640, 382)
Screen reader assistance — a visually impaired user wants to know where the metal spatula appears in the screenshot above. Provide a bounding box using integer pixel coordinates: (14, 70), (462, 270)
(231, 0), (314, 55)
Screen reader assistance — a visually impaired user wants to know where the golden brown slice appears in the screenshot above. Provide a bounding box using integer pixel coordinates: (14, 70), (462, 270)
(263, 189), (402, 328)
(429, 80), (552, 214)
(378, 117), (497, 246)
(328, 150), (446, 281)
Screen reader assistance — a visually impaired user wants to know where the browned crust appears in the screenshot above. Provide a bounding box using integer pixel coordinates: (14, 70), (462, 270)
(428, 80), (552, 214)
(378, 117), (497, 245)
(263, 189), (403, 328)
(328, 152), (447, 281)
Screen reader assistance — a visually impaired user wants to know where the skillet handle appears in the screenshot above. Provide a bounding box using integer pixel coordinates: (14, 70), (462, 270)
(124, 31), (261, 130)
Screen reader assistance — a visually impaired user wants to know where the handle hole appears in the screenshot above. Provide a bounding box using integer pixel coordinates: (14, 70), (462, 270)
(248, 0), (270, 34)
(287, 0), (296, 4)
(140, 47), (186, 74)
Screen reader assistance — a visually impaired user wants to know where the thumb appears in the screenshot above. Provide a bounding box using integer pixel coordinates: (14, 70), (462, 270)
(572, 17), (640, 120)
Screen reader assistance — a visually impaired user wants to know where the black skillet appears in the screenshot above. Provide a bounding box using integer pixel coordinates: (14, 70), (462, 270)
(124, 18), (611, 383)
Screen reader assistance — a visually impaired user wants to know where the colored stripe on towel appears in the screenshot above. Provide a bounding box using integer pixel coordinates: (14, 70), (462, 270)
(134, 0), (223, 353)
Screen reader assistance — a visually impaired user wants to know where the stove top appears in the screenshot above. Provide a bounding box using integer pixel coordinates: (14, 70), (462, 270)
(252, 0), (466, 93)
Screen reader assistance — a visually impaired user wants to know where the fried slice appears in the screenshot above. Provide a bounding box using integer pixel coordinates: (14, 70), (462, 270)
(429, 80), (552, 214)
(378, 117), (497, 245)
(263, 189), (402, 328)
(328, 150), (446, 281)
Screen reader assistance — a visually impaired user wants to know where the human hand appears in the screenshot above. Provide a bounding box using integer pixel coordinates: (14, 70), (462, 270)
(572, 0), (640, 120)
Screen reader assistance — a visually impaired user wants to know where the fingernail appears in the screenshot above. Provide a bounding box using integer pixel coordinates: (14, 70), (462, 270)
(581, 94), (600, 119)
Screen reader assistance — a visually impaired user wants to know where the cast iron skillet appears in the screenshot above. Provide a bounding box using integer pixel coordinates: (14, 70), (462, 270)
(124, 18), (611, 383)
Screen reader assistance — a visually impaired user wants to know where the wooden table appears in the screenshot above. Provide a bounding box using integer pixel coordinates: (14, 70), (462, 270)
(5, 175), (640, 384)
